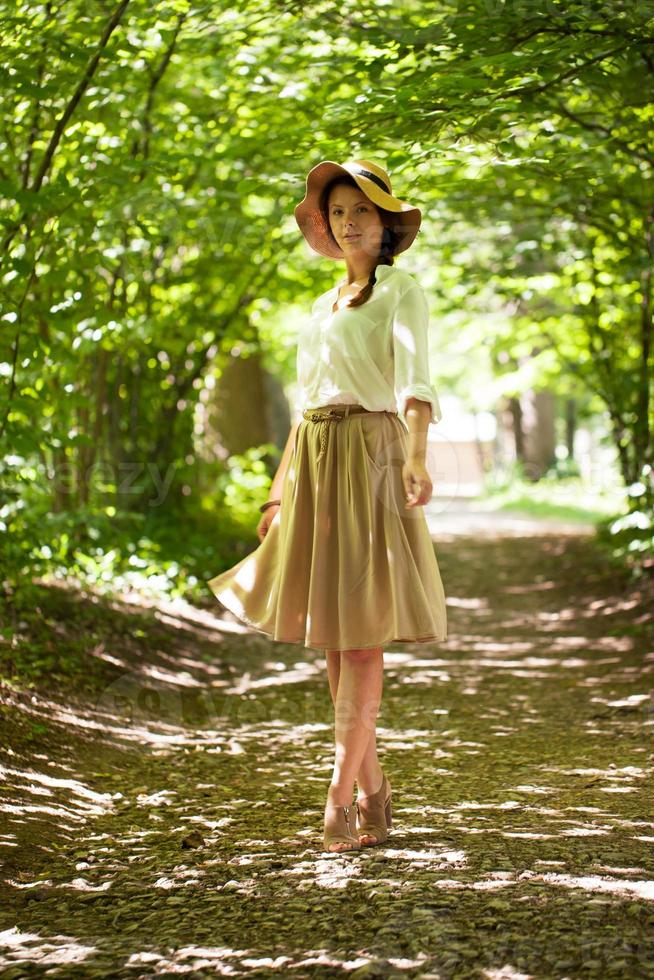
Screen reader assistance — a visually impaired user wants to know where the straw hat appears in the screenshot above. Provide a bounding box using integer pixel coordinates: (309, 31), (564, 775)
(294, 159), (422, 259)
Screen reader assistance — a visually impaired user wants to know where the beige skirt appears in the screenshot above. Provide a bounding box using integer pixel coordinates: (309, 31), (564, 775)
(207, 403), (447, 651)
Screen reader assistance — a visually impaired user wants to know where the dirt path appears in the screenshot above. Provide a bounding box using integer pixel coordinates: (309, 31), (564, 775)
(1, 520), (653, 978)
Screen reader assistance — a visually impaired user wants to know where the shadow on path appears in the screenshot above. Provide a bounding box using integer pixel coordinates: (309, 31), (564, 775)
(1, 514), (653, 977)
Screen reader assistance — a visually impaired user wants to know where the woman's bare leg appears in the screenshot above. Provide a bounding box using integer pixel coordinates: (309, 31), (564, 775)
(326, 650), (383, 797)
(324, 647), (384, 851)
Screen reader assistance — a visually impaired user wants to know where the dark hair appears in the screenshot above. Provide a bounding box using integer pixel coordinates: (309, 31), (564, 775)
(319, 175), (402, 309)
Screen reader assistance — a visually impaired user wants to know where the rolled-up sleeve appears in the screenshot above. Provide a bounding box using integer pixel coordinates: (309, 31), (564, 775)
(392, 282), (442, 425)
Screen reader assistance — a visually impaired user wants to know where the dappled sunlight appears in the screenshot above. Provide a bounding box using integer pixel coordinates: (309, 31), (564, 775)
(445, 595), (490, 609)
(303, 858), (365, 890)
(89, 633), (244, 687)
(505, 580), (558, 594)
(0, 929), (97, 969)
(3, 526), (653, 976)
(139, 663), (204, 687)
(526, 872), (654, 902)
(223, 661), (325, 694)
(542, 764), (649, 783)
(0, 762), (117, 853)
(122, 945), (436, 975)
(0, 766), (115, 817)
(6, 690), (217, 747)
(380, 847), (467, 867)
(482, 969), (534, 980)
(214, 617), (263, 639)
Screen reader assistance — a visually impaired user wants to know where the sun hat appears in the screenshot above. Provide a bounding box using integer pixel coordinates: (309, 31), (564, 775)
(294, 159), (422, 259)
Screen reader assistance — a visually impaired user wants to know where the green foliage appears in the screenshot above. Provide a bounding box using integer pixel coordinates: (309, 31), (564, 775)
(481, 461), (627, 525)
(596, 478), (654, 575)
(215, 443), (282, 527)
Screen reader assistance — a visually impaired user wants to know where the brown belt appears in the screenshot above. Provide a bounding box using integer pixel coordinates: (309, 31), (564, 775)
(301, 404), (397, 463)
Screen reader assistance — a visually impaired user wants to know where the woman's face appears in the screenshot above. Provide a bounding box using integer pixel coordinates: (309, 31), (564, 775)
(327, 183), (384, 258)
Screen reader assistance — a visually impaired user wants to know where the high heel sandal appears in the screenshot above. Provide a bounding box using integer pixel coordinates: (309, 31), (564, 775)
(356, 771), (392, 846)
(323, 802), (362, 853)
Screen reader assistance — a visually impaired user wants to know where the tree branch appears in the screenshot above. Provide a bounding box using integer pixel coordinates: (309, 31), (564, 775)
(553, 99), (654, 167)
(503, 44), (639, 99)
(1, 0), (131, 260)
(31, 0), (131, 193)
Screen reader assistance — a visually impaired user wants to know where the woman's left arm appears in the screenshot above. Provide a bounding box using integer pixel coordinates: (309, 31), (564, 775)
(403, 399), (433, 507)
(392, 281), (442, 507)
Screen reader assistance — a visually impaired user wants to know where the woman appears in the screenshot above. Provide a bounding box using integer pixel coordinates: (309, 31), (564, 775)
(207, 158), (447, 854)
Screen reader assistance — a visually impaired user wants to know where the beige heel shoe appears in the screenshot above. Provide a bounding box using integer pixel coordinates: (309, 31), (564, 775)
(323, 802), (362, 853)
(356, 772), (392, 846)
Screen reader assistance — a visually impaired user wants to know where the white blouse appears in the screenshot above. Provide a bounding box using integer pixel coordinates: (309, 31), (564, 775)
(294, 264), (442, 426)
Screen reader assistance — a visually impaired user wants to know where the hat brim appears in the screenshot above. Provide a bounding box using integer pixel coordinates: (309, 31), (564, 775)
(294, 160), (422, 259)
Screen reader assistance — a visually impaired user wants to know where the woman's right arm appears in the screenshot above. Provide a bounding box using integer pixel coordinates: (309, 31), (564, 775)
(268, 417), (300, 501)
(257, 416), (301, 541)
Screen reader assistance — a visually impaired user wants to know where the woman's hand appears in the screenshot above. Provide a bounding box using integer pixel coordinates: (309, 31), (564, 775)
(402, 456), (433, 508)
(257, 503), (280, 542)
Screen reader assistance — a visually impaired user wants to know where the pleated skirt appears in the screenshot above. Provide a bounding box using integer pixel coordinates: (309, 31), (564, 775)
(207, 404), (447, 651)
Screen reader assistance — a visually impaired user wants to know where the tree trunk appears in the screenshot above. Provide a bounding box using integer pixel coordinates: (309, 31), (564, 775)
(521, 389), (556, 481)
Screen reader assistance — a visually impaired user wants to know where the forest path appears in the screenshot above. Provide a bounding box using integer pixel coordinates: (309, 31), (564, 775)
(1, 518), (653, 978)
